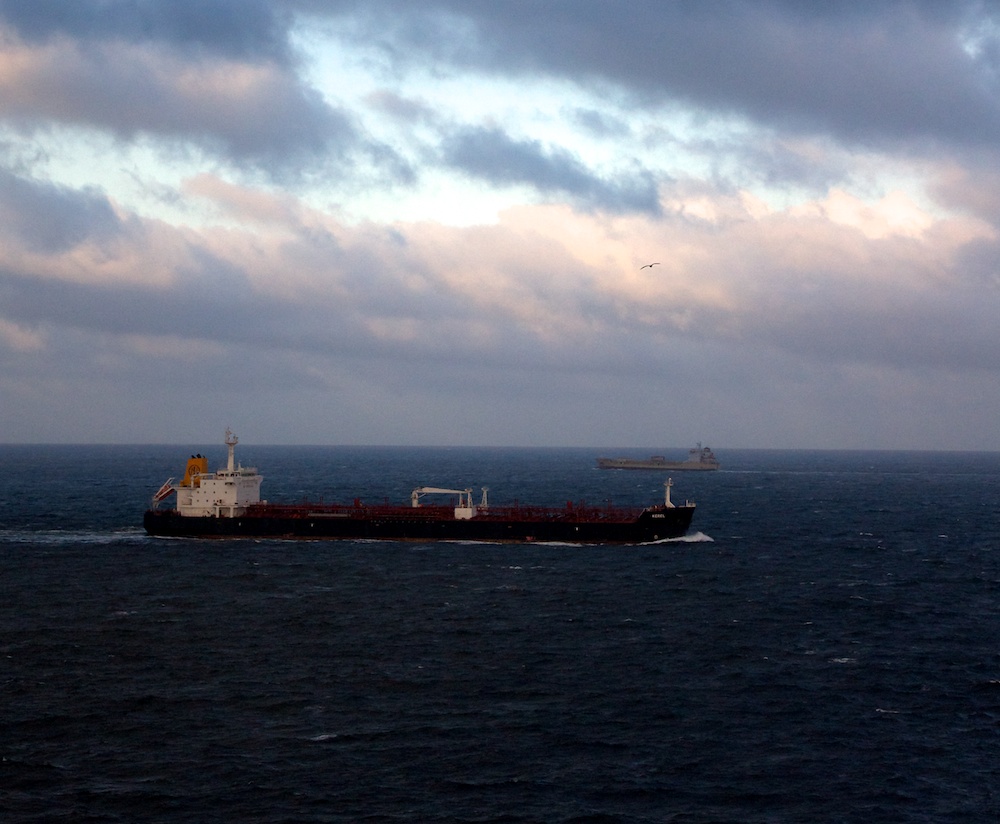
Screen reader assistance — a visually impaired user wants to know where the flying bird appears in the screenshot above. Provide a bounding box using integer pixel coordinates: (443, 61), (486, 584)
(639, 262), (660, 270)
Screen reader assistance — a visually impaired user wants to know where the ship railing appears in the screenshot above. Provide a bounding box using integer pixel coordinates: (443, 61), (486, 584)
(243, 501), (467, 520)
(473, 501), (647, 523)
(241, 499), (650, 522)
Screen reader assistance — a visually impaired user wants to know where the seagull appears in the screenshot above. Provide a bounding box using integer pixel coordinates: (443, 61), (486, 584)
(639, 262), (660, 270)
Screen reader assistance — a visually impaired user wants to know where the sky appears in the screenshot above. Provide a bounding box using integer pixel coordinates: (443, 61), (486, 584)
(2, 1), (1000, 449)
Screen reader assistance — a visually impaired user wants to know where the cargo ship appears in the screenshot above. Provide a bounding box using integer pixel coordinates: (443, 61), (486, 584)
(143, 431), (696, 544)
(597, 443), (720, 471)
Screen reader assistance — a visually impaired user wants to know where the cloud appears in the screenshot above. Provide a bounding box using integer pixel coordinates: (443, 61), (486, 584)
(441, 125), (659, 213)
(570, 107), (631, 139)
(7, 2), (1000, 166)
(4, 163), (996, 385)
(2, 1), (1000, 446)
(314, 1), (1000, 150)
(931, 161), (1000, 222)
(2, 173), (998, 446)
(0, 169), (193, 287)
(0, 168), (122, 253)
(0, 19), (356, 175)
(0, 317), (44, 351)
(0, 0), (291, 62)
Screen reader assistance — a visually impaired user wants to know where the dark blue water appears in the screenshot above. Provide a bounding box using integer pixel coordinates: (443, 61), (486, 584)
(3, 446), (1000, 822)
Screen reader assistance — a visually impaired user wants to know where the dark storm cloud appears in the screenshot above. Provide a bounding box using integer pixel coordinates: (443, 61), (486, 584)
(5, 1), (1000, 179)
(571, 108), (631, 139)
(0, 170), (458, 362)
(0, 249), (348, 363)
(0, 0), (291, 62)
(748, 282), (1000, 373)
(0, 0), (360, 175)
(22, 61), (352, 171)
(442, 126), (659, 213)
(324, 0), (1000, 150)
(1, 265), (293, 347)
(0, 169), (123, 253)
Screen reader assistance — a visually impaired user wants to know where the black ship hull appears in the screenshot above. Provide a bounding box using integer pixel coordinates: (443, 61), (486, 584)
(144, 503), (694, 544)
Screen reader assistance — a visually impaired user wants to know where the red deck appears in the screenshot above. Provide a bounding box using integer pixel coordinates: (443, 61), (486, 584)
(243, 499), (649, 524)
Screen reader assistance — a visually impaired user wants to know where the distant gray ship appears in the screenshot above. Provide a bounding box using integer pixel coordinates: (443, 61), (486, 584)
(597, 443), (720, 471)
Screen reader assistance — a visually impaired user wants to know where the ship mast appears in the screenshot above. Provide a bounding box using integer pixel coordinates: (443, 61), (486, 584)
(664, 478), (674, 508)
(225, 427), (238, 473)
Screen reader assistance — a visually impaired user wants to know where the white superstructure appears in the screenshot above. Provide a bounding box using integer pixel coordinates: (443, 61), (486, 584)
(153, 429), (262, 517)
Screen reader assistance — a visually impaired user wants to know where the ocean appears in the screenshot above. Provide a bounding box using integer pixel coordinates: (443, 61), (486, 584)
(2, 445), (999, 822)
